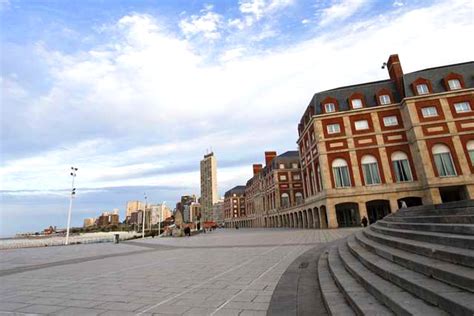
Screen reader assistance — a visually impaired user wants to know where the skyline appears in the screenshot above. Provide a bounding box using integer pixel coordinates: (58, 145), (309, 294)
(1, 0), (474, 236)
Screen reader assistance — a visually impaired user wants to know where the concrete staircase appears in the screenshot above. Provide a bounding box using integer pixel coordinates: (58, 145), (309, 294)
(318, 200), (474, 315)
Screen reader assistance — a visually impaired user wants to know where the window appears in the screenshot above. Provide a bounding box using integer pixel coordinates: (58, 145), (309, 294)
(280, 174), (287, 181)
(379, 94), (391, 105)
(361, 155), (381, 185)
(467, 141), (474, 166)
(354, 120), (369, 130)
(383, 116), (398, 127)
(295, 192), (303, 205)
(351, 99), (363, 109)
(279, 163), (285, 169)
(324, 103), (336, 113)
(317, 165), (323, 190)
(421, 106), (438, 118)
(454, 102), (471, 113)
(281, 193), (290, 208)
(332, 159), (351, 188)
(432, 144), (457, 177)
(327, 123), (341, 134)
(292, 163), (298, 169)
(448, 79), (461, 90)
(293, 173), (301, 180)
(391, 151), (413, 182)
(416, 84), (429, 95)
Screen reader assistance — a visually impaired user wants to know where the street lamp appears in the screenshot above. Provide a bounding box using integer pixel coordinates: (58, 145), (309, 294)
(142, 193), (147, 239)
(65, 167), (78, 245)
(159, 201), (166, 236)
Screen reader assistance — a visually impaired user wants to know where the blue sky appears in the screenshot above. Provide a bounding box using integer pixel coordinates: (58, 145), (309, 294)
(1, 0), (473, 236)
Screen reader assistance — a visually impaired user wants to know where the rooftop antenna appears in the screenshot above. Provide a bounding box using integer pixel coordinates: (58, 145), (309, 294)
(381, 62), (387, 69)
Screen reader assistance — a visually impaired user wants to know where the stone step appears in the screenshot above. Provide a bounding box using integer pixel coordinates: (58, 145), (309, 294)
(376, 220), (474, 236)
(346, 235), (474, 316)
(363, 228), (474, 268)
(326, 245), (393, 315)
(384, 215), (474, 224)
(370, 223), (474, 250)
(395, 207), (474, 217)
(337, 239), (448, 315)
(403, 200), (474, 212)
(355, 231), (474, 292)
(317, 251), (355, 316)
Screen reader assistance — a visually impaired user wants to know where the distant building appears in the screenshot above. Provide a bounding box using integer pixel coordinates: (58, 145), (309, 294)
(97, 211), (119, 228)
(224, 186), (246, 227)
(83, 218), (95, 228)
(212, 200), (224, 225)
(126, 200), (144, 218)
(150, 204), (172, 225)
(190, 202), (201, 222)
(200, 152), (218, 221)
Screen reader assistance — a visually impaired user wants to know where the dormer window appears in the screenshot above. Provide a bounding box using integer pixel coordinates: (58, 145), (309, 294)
(351, 99), (363, 109)
(379, 95), (391, 105)
(324, 103), (336, 113)
(448, 79), (462, 90)
(416, 84), (429, 95)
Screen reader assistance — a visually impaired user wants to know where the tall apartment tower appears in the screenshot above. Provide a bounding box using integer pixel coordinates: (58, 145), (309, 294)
(200, 152), (218, 221)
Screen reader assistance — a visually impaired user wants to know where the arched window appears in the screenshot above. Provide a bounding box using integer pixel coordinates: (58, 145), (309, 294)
(295, 192), (303, 205)
(332, 159), (351, 188)
(467, 141), (474, 166)
(281, 193), (290, 208)
(391, 151), (413, 182)
(432, 144), (457, 177)
(361, 155), (381, 185)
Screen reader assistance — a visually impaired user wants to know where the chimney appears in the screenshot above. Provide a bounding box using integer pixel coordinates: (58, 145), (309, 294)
(264, 151), (277, 166)
(252, 164), (263, 175)
(387, 54), (404, 97)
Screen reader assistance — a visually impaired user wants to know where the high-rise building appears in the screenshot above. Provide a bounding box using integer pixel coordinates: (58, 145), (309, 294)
(200, 152), (218, 221)
(126, 200), (144, 218)
(212, 199), (224, 226)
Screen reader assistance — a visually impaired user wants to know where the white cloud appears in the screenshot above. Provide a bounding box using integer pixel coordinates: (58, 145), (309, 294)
(318, 0), (369, 26)
(179, 5), (223, 40)
(2, 0), (474, 198)
(393, 1), (404, 7)
(238, 0), (293, 26)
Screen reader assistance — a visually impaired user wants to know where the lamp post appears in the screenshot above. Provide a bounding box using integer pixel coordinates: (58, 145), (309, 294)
(159, 201), (166, 236)
(65, 167), (78, 245)
(142, 193), (147, 239)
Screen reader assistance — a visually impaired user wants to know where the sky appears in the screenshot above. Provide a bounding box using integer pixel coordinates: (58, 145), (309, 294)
(1, 0), (473, 236)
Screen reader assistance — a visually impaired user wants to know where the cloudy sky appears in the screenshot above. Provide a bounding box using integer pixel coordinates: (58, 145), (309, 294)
(1, 0), (473, 236)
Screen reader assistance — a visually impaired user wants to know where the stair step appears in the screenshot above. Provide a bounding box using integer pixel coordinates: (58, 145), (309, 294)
(327, 245), (393, 315)
(346, 235), (474, 316)
(355, 231), (474, 292)
(370, 224), (474, 249)
(396, 207), (474, 217)
(377, 220), (474, 236)
(404, 200), (474, 212)
(337, 239), (448, 315)
(317, 251), (355, 316)
(384, 215), (474, 224)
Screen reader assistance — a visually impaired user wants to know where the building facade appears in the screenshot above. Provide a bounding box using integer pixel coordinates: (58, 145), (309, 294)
(212, 199), (225, 226)
(200, 152), (218, 221)
(224, 186), (246, 227)
(126, 200), (144, 218)
(295, 54), (474, 228)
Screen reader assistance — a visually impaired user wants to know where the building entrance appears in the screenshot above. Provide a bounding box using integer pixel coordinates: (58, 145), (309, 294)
(439, 186), (468, 203)
(366, 200), (391, 224)
(397, 197), (423, 208)
(335, 203), (360, 227)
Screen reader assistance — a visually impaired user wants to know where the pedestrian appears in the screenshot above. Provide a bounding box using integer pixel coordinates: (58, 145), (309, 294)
(361, 216), (368, 227)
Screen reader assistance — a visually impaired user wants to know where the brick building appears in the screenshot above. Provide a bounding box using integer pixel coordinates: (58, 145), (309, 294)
(223, 186), (246, 227)
(293, 54), (474, 229)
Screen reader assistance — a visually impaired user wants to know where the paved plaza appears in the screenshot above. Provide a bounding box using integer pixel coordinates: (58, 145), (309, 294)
(0, 228), (360, 315)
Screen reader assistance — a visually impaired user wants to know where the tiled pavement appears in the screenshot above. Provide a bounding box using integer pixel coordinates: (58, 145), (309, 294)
(0, 228), (360, 315)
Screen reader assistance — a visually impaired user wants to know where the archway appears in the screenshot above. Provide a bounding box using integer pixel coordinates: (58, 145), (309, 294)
(320, 206), (328, 228)
(397, 197), (423, 208)
(366, 200), (391, 224)
(335, 203), (360, 227)
(313, 207), (320, 228)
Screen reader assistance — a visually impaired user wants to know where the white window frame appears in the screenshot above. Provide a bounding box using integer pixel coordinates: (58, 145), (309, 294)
(391, 151), (413, 182)
(324, 103), (336, 113)
(416, 83), (430, 95)
(332, 159), (351, 188)
(379, 94), (391, 105)
(291, 163), (298, 169)
(383, 116), (398, 127)
(354, 120), (369, 130)
(448, 79), (461, 90)
(432, 144), (457, 177)
(280, 174), (287, 181)
(454, 102), (471, 113)
(279, 163), (285, 169)
(351, 99), (363, 109)
(421, 106), (438, 118)
(361, 155), (381, 185)
(327, 123), (341, 134)
(293, 173), (301, 180)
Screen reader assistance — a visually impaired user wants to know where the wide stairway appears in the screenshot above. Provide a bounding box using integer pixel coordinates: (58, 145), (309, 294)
(318, 200), (474, 315)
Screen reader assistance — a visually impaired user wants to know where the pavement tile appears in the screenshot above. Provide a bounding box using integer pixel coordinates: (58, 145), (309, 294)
(239, 310), (267, 316)
(15, 304), (67, 314)
(212, 308), (242, 316)
(146, 304), (192, 314)
(182, 307), (216, 316)
(95, 302), (148, 312)
(51, 307), (106, 315)
(0, 302), (30, 312)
